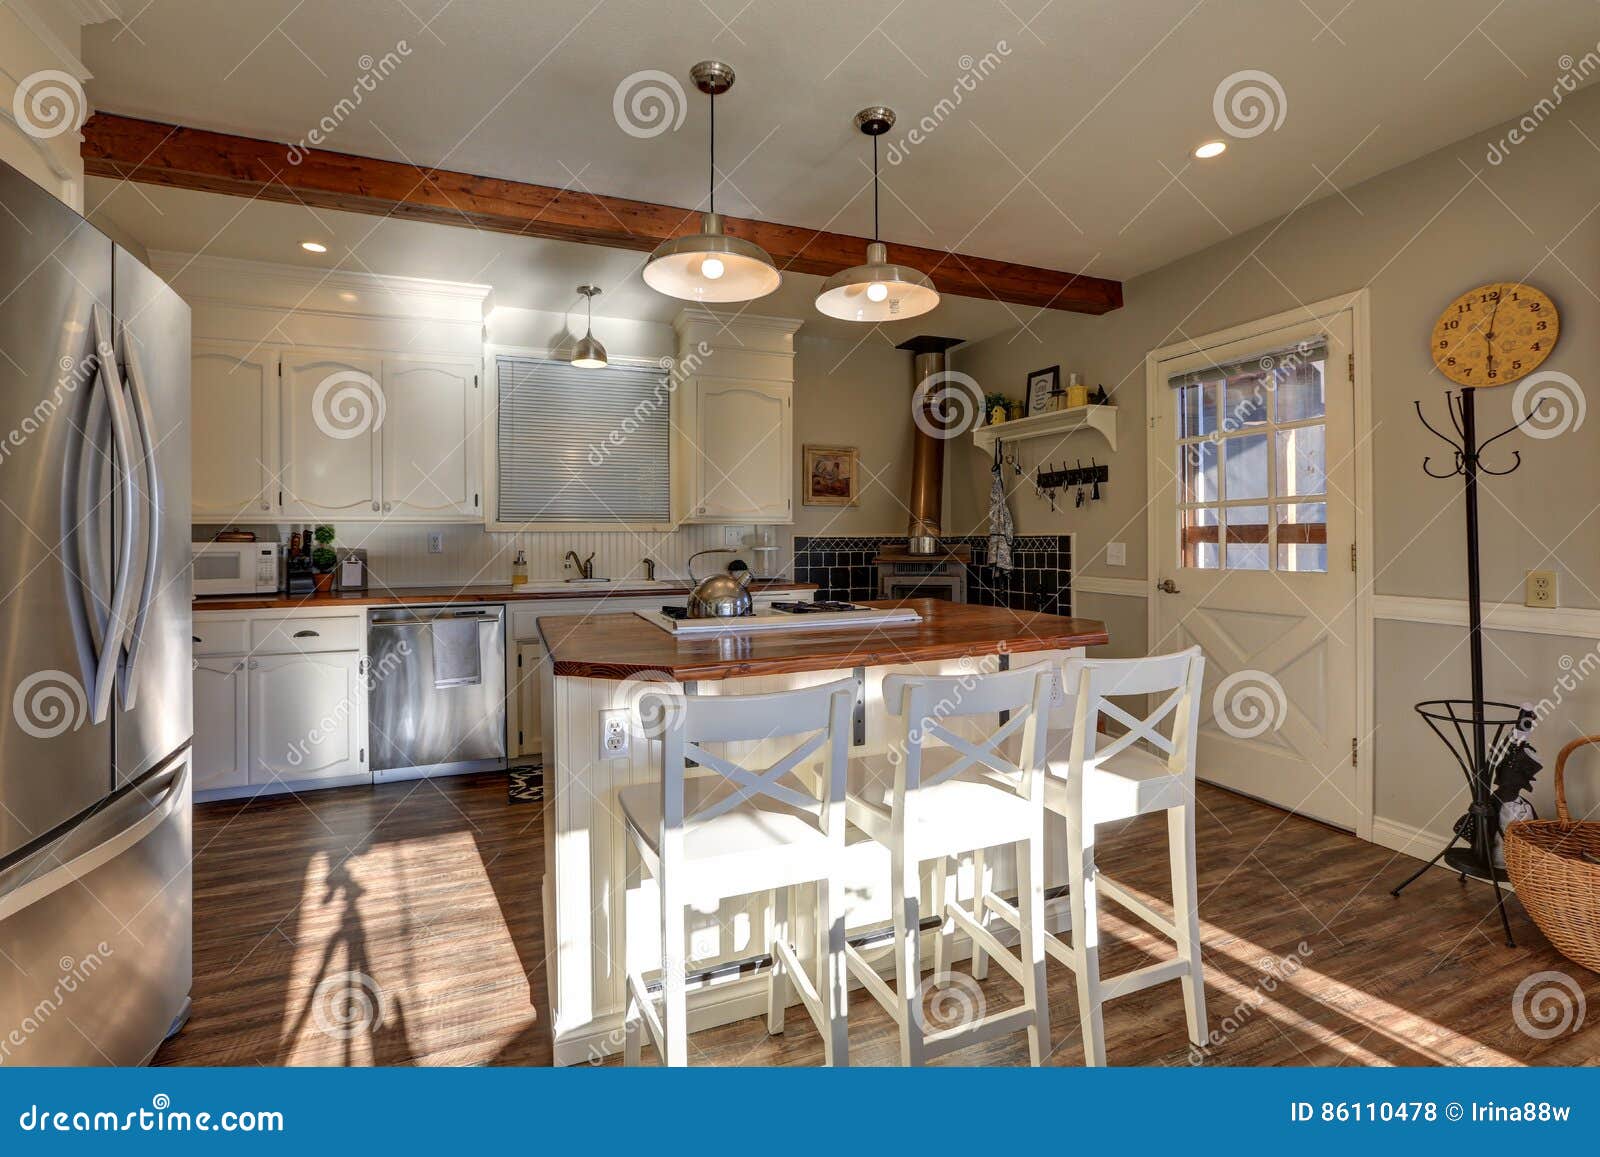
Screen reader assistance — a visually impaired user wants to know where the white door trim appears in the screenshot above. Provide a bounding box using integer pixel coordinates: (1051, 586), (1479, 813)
(1143, 289), (1375, 840)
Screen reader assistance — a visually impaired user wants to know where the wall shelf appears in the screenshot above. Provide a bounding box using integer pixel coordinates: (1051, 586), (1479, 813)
(971, 404), (1118, 453)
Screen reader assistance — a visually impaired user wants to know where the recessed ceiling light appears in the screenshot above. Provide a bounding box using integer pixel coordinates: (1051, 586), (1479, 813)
(300, 240), (328, 253)
(1193, 140), (1227, 159)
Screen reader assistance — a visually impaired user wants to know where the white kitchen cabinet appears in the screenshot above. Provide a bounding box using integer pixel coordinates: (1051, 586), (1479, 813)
(380, 357), (482, 519)
(191, 343), (280, 519)
(246, 651), (366, 786)
(279, 350), (384, 519)
(685, 376), (792, 522)
(513, 641), (545, 757)
(192, 657), (248, 792)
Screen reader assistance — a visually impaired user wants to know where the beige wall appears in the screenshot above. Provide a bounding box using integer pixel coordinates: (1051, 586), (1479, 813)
(955, 80), (1600, 841)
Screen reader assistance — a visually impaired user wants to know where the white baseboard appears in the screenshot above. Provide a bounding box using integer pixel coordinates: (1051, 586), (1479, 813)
(1370, 816), (1452, 861)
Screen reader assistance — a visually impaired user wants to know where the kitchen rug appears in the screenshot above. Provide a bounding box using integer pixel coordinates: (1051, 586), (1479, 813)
(508, 761), (543, 804)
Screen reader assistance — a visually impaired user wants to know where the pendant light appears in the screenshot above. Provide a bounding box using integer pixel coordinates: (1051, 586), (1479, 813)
(571, 285), (607, 368)
(814, 107), (940, 322)
(642, 61), (781, 304)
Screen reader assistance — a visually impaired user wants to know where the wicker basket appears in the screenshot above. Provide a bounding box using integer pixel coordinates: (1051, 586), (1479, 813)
(1504, 734), (1600, 973)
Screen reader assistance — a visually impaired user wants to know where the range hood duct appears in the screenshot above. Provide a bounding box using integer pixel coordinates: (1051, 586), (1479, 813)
(898, 335), (965, 555)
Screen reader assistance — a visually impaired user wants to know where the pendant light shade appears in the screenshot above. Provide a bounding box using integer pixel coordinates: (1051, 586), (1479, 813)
(571, 285), (607, 368)
(642, 61), (780, 304)
(814, 107), (940, 323)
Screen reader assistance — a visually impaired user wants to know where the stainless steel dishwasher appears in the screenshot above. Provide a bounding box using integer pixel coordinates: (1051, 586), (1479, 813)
(368, 605), (507, 781)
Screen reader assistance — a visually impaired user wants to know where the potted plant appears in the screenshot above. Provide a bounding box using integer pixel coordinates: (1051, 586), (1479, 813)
(311, 525), (338, 593)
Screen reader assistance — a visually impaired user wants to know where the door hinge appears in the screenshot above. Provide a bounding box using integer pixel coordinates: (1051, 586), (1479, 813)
(518, 729), (524, 746)
(1351, 737), (1358, 767)
(474, 492), (479, 508)
(1347, 352), (1354, 384)
(278, 488), (283, 505)
(517, 652), (523, 668)
(1349, 543), (1357, 572)
(360, 747), (366, 763)
(474, 374), (479, 388)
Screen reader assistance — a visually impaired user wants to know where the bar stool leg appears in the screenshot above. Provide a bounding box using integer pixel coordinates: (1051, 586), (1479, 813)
(1169, 803), (1207, 1048)
(931, 857), (953, 977)
(818, 876), (849, 1066)
(970, 846), (991, 981)
(891, 846), (926, 1066)
(1067, 816), (1106, 1067)
(768, 885), (790, 1035)
(1016, 834), (1050, 1066)
(660, 867), (690, 1067)
(624, 836), (642, 1066)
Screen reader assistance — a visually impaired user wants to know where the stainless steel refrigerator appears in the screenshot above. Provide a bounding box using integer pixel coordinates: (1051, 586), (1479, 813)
(0, 160), (193, 1065)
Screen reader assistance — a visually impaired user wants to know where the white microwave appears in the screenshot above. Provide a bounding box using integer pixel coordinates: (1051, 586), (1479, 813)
(192, 541), (279, 595)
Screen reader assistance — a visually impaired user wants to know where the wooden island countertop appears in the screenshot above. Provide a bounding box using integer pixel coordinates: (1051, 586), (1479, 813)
(538, 598), (1109, 681)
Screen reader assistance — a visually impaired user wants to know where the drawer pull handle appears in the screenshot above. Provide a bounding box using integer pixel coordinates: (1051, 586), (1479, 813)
(192, 635), (202, 644)
(293, 630), (320, 638)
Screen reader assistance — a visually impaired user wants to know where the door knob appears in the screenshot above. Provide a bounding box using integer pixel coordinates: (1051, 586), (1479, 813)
(1156, 578), (1181, 594)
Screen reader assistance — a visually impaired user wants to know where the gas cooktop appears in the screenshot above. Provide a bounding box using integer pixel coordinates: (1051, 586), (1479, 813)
(658, 600), (867, 621)
(641, 601), (920, 636)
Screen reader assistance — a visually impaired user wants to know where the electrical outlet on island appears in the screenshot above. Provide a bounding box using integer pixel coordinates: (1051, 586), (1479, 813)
(1525, 570), (1557, 608)
(599, 709), (630, 759)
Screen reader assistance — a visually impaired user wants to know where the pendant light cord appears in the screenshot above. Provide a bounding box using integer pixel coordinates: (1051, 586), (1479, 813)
(709, 91), (716, 215)
(872, 132), (880, 242)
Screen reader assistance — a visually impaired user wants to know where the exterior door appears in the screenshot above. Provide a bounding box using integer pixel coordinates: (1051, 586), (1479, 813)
(0, 162), (114, 862)
(191, 341), (279, 520)
(280, 350), (382, 519)
(1150, 310), (1361, 830)
(380, 357), (480, 518)
(114, 245), (194, 787)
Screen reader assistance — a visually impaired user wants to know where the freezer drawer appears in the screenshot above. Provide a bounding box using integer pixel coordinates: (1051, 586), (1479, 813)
(368, 606), (506, 775)
(0, 751), (191, 1065)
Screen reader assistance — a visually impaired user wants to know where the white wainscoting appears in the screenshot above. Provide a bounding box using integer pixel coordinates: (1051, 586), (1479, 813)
(1372, 594), (1600, 640)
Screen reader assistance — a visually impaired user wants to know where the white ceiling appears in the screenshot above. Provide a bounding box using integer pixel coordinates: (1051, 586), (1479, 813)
(81, 0), (1600, 307)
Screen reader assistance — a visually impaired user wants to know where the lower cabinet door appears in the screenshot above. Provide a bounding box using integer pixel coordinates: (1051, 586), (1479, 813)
(247, 651), (366, 785)
(193, 657), (248, 791)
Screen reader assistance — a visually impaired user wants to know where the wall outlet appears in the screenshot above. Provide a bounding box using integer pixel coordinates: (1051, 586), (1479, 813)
(722, 524), (745, 547)
(1106, 542), (1127, 567)
(599, 709), (630, 759)
(427, 532), (444, 554)
(1525, 569), (1558, 608)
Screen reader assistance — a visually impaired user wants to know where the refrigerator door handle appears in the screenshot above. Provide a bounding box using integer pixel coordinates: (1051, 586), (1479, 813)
(89, 305), (138, 726)
(0, 756), (187, 923)
(117, 332), (161, 710)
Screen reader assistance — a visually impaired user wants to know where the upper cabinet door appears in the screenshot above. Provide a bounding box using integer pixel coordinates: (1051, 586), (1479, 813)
(691, 377), (792, 522)
(280, 350), (383, 519)
(192, 342), (279, 519)
(380, 357), (481, 519)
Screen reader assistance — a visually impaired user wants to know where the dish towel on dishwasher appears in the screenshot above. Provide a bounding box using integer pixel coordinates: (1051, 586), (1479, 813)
(431, 617), (482, 688)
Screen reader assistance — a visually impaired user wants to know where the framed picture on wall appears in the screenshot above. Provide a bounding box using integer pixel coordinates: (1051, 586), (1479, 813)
(802, 444), (860, 506)
(1027, 365), (1060, 415)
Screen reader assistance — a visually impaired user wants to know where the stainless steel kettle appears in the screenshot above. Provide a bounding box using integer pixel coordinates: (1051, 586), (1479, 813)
(685, 548), (754, 618)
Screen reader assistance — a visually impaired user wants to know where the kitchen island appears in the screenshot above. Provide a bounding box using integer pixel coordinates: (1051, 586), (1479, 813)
(536, 598), (1108, 1064)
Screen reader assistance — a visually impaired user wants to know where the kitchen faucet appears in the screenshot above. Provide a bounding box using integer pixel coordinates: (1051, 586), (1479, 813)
(564, 549), (595, 579)
(641, 556), (656, 581)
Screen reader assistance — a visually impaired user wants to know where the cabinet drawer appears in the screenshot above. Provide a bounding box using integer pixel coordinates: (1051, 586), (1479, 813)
(191, 618), (249, 655)
(250, 615), (364, 654)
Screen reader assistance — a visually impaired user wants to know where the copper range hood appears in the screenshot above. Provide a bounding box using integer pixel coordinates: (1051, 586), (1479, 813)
(899, 335), (965, 555)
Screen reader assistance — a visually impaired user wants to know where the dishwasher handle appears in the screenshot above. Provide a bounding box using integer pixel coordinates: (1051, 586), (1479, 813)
(371, 613), (501, 628)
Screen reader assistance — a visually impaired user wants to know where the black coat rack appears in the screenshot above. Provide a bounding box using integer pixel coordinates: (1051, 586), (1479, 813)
(1390, 386), (1531, 945)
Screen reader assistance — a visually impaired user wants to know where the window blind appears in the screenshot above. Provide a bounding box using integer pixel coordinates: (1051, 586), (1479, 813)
(1167, 339), (1328, 390)
(496, 356), (671, 523)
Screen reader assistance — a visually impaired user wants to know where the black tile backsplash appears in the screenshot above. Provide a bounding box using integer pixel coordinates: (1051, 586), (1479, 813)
(790, 534), (1071, 614)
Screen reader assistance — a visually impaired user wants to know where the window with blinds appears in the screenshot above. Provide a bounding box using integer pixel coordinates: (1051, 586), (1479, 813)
(495, 356), (671, 523)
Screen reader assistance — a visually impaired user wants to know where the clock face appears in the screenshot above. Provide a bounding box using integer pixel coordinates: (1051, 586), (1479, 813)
(1430, 281), (1558, 388)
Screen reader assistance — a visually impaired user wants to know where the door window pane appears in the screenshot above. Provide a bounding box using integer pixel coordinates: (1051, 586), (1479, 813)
(1274, 357), (1325, 422)
(1222, 374), (1269, 431)
(1181, 442), (1217, 503)
(1180, 382), (1217, 438)
(1275, 425), (1326, 497)
(1276, 503), (1328, 572)
(1182, 506), (1219, 569)
(1223, 433), (1269, 501)
(1224, 505), (1269, 570)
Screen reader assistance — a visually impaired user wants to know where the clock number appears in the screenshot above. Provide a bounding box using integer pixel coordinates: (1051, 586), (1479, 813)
(1444, 319), (1459, 330)
(1528, 301), (1541, 312)
(1479, 291), (1500, 303)
(1457, 302), (1473, 313)
(1511, 360), (1522, 372)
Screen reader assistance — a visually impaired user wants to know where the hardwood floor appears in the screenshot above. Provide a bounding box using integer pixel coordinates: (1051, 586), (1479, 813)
(156, 773), (1598, 1067)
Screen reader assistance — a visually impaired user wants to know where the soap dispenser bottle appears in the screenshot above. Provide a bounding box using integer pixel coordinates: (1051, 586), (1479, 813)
(511, 549), (528, 586)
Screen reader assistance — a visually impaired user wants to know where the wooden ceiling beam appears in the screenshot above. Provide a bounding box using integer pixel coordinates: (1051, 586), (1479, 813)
(81, 113), (1121, 315)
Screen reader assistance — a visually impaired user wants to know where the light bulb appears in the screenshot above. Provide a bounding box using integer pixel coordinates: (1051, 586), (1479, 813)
(866, 281), (889, 303)
(701, 256), (725, 280)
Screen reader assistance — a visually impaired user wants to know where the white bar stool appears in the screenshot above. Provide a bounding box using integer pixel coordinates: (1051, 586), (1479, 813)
(844, 664), (1054, 1065)
(618, 676), (857, 1067)
(974, 648), (1207, 1066)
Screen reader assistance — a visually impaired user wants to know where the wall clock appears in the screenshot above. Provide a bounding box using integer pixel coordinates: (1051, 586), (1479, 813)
(1430, 281), (1558, 387)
